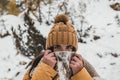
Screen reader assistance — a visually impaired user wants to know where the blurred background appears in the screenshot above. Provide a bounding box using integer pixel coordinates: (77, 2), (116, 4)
(0, 0), (120, 80)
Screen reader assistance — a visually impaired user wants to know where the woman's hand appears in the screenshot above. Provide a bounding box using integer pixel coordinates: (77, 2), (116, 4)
(70, 54), (83, 75)
(42, 50), (57, 68)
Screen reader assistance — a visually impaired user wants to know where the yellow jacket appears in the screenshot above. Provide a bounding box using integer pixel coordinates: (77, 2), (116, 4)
(23, 62), (93, 80)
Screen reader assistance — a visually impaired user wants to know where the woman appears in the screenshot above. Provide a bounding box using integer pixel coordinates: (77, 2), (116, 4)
(23, 14), (100, 80)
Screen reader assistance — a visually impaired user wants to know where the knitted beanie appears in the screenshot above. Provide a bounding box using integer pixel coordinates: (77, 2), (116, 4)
(46, 14), (78, 51)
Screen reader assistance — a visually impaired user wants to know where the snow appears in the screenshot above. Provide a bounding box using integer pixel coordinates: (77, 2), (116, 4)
(0, 0), (120, 80)
(0, 36), (30, 80)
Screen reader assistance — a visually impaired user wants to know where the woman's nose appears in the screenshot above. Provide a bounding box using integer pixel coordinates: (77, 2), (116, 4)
(61, 47), (66, 51)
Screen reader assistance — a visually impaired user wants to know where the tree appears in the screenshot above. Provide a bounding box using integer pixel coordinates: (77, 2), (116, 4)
(7, 0), (19, 16)
(0, 0), (9, 15)
(12, 13), (46, 57)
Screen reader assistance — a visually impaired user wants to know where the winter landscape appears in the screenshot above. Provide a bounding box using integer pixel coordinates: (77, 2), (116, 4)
(0, 0), (120, 80)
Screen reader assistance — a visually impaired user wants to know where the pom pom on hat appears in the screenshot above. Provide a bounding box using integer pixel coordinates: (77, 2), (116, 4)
(54, 14), (69, 24)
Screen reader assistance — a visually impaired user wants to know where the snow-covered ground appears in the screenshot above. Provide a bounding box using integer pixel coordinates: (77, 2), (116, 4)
(0, 0), (120, 80)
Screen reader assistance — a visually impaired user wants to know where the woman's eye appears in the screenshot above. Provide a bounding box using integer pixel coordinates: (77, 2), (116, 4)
(66, 45), (73, 49)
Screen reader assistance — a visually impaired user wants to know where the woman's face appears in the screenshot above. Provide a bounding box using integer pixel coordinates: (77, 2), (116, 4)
(53, 44), (74, 52)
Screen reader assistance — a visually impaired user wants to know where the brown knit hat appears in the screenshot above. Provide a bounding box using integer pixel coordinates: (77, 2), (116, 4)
(46, 14), (78, 51)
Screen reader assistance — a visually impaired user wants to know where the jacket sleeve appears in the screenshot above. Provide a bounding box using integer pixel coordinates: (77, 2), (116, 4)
(71, 67), (93, 80)
(31, 62), (57, 80)
(83, 58), (100, 77)
(23, 70), (31, 80)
